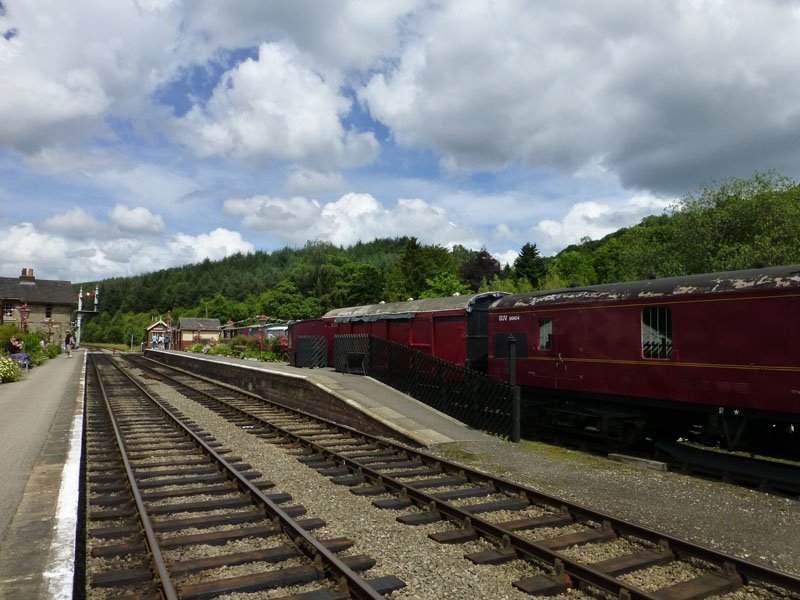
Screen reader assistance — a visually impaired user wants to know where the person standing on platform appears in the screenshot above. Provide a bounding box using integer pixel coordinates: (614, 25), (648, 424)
(63, 331), (72, 358)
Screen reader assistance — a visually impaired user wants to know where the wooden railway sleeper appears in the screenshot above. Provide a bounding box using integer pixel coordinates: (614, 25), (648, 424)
(131, 354), (800, 599)
(95, 355), (399, 600)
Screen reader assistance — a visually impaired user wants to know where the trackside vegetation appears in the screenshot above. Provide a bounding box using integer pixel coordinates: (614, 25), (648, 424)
(77, 173), (800, 347)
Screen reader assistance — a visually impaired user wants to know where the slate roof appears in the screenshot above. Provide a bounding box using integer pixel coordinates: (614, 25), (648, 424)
(179, 318), (221, 330)
(0, 276), (75, 305)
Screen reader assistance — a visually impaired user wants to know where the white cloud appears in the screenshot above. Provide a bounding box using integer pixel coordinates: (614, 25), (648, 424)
(284, 168), (348, 196)
(0, 223), (73, 279)
(494, 249), (519, 267)
(167, 228), (254, 263)
(360, 0), (800, 192)
(533, 194), (673, 254)
(0, 0), (185, 153)
(226, 192), (484, 249)
(491, 224), (515, 241)
(173, 42), (379, 167)
(109, 204), (165, 234)
(23, 146), (118, 174)
(39, 207), (104, 236)
(184, 0), (421, 75)
(224, 195), (322, 236)
(0, 222), (254, 282)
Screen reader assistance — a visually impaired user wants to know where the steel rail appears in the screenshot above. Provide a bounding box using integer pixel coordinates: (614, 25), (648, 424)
(90, 354), (179, 599)
(100, 353), (387, 600)
(131, 354), (800, 597)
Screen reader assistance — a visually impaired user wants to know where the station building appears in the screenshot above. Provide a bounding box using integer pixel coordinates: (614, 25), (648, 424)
(177, 317), (221, 350)
(0, 268), (74, 344)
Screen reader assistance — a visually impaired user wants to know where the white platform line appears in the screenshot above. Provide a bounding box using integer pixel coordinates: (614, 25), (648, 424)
(43, 351), (86, 599)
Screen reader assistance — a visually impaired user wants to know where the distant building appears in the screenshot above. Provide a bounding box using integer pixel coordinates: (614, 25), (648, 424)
(145, 319), (171, 349)
(0, 268), (74, 344)
(177, 317), (220, 350)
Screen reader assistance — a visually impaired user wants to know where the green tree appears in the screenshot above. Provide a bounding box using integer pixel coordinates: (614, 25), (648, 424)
(460, 248), (500, 291)
(384, 238), (456, 300)
(551, 251), (596, 287)
(420, 273), (471, 298)
(513, 242), (547, 287)
(478, 274), (536, 294)
(671, 172), (800, 273)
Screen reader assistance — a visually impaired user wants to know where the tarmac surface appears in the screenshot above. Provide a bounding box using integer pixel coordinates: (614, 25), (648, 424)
(0, 348), (85, 600)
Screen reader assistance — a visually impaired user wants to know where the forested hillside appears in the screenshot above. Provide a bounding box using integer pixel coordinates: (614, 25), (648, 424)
(79, 173), (800, 345)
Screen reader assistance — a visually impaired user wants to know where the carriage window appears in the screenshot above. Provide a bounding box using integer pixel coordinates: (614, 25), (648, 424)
(538, 318), (552, 349)
(642, 306), (672, 359)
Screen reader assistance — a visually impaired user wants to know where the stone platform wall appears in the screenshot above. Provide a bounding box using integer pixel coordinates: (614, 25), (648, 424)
(144, 351), (416, 445)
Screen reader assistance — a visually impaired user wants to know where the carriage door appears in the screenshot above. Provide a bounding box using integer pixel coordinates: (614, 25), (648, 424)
(466, 299), (492, 371)
(554, 313), (582, 389)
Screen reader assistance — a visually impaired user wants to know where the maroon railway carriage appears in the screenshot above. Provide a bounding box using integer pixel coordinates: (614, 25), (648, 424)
(488, 264), (800, 447)
(289, 292), (507, 369)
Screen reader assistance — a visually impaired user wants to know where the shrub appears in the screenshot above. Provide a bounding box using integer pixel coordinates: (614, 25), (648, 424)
(187, 343), (205, 352)
(46, 344), (61, 359)
(267, 335), (289, 361)
(0, 357), (21, 383)
(208, 343), (233, 356)
(240, 350), (259, 360)
(229, 335), (250, 349)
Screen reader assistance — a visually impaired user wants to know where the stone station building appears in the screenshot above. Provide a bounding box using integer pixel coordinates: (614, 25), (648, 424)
(0, 268), (74, 344)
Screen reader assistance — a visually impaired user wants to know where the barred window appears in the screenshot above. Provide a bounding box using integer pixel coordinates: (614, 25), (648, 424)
(538, 318), (552, 349)
(642, 306), (672, 359)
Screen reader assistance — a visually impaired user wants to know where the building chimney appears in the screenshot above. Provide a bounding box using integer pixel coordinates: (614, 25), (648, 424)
(19, 267), (36, 284)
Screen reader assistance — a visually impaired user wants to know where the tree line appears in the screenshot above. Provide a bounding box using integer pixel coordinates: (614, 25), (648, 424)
(79, 173), (800, 345)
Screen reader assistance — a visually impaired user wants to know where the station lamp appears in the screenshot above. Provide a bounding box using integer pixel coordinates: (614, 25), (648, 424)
(19, 303), (31, 334)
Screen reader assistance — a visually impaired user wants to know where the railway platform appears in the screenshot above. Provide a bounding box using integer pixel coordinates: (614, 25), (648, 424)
(0, 348), (85, 600)
(145, 350), (493, 447)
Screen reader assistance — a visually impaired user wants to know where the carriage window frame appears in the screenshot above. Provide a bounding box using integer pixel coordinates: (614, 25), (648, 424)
(641, 305), (672, 359)
(538, 318), (553, 349)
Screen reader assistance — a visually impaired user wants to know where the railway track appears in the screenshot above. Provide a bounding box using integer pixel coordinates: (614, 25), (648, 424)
(113, 353), (800, 600)
(82, 353), (404, 599)
(529, 431), (800, 498)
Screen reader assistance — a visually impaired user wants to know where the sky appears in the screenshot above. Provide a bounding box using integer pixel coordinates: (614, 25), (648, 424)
(2, 0), (799, 283)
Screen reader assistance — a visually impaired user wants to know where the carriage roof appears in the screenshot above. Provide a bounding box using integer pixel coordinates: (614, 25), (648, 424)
(491, 264), (800, 310)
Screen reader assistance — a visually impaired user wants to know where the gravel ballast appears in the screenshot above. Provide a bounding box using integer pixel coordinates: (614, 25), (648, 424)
(131, 368), (799, 600)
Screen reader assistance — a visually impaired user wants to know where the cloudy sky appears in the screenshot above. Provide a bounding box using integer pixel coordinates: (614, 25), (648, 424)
(2, 1), (799, 283)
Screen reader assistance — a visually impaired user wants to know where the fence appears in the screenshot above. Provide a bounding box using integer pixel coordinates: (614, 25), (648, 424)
(296, 336), (327, 368)
(333, 334), (518, 438)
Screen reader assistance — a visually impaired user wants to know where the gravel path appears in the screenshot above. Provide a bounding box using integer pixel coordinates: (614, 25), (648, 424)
(132, 368), (799, 600)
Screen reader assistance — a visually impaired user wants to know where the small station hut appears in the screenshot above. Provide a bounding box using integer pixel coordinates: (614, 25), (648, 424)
(177, 317), (220, 350)
(144, 319), (171, 349)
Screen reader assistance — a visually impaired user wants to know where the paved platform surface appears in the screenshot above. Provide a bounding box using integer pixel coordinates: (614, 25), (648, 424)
(0, 348), (84, 600)
(152, 350), (492, 447)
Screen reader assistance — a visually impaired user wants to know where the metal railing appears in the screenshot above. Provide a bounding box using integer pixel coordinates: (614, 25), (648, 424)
(334, 335), (518, 438)
(296, 335), (327, 367)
